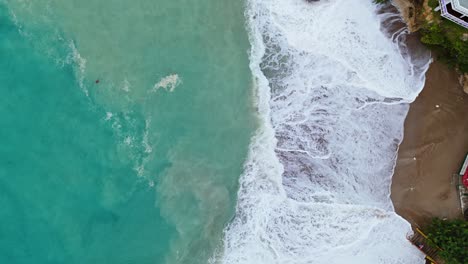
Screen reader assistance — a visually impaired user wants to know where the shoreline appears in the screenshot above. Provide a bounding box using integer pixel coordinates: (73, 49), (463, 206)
(391, 60), (468, 227)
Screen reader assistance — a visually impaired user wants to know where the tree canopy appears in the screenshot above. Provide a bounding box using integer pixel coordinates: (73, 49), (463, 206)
(426, 218), (468, 264)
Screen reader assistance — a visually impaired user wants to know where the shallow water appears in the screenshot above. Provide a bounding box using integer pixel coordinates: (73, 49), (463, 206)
(0, 1), (255, 263)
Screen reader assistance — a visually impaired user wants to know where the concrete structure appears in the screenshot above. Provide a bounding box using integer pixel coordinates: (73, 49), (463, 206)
(438, 0), (468, 28)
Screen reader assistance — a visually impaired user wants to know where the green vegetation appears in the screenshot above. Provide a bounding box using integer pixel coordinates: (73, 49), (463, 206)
(425, 218), (468, 264)
(420, 0), (468, 72)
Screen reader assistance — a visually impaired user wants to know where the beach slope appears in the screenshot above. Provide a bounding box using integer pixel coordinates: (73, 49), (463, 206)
(392, 61), (468, 226)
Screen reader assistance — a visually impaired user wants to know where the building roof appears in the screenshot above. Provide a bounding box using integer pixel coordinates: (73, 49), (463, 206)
(439, 0), (468, 28)
(453, 0), (468, 14)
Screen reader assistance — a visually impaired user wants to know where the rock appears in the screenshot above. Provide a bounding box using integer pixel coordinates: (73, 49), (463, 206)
(393, 0), (419, 32)
(460, 74), (468, 94)
(462, 33), (468, 42)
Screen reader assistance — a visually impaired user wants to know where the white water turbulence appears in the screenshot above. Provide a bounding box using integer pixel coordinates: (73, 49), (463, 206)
(219, 0), (432, 263)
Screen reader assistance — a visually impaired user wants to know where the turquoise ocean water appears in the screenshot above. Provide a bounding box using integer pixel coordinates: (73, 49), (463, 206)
(0, 1), (255, 263)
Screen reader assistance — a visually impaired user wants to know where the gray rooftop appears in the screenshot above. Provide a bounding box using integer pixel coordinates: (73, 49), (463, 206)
(439, 0), (468, 28)
(458, 0), (468, 7)
(453, 0), (468, 14)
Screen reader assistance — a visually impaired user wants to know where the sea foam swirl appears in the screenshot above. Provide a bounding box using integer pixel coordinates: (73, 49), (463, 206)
(219, 0), (431, 263)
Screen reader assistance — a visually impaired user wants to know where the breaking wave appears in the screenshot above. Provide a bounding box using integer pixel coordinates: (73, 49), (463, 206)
(219, 0), (431, 263)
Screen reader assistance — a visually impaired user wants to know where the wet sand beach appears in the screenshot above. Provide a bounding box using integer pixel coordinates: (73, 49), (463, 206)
(392, 61), (468, 227)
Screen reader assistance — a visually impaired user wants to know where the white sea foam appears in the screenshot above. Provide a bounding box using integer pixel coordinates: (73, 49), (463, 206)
(152, 74), (181, 92)
(220, 0), (431, 263)
(122, 78), (131, 92)
(105, 112), (113, 121)
(67, 41), (88, 97)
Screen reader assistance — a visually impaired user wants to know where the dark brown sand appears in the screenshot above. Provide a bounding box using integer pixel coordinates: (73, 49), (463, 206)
(391, 61), (468, 227)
